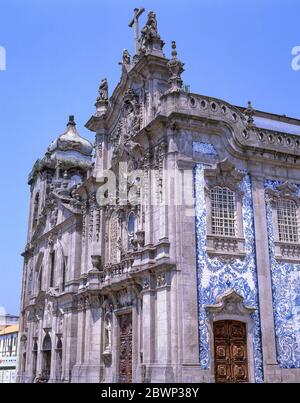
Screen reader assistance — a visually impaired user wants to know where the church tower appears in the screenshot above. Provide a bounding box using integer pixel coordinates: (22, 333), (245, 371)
(19, 116), (93, 382)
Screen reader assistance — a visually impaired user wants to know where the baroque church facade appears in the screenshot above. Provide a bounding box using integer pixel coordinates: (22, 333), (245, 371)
(18, 10), (300, 383)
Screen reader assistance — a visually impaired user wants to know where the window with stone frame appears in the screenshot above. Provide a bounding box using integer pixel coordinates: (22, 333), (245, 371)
(267, 181), (300, 262)
(211, 187), (236, 237)
(277, 199), (299, 243)
(204, 159), (246, 259)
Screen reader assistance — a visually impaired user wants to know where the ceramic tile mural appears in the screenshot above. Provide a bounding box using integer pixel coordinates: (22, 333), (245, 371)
(194, 164), (264, 383)
(265, 180), (300, 368)
(192, 142), (217, 156)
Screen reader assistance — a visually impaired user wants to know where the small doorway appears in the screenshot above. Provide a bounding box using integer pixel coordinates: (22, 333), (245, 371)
(213, 320), (249, 383)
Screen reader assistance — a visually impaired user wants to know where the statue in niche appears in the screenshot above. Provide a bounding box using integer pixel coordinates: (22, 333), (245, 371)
(104, 312), (112, 353)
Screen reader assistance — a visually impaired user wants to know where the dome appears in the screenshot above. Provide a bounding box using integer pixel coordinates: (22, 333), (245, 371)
(48, 116), (93, 162)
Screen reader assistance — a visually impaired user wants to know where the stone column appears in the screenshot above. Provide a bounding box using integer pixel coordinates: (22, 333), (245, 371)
(141, 274), (155, 382)
(152, 271), (173, 382)
(251, 176), (280, 381)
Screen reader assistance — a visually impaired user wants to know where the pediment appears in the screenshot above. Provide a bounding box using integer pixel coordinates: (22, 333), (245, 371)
(266, 181), (300, 205)
(205, 289), (255, 316)
(204, 158), (245, 192)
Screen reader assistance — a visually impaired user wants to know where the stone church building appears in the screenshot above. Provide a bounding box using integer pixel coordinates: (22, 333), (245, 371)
(18, 10), (300, 383)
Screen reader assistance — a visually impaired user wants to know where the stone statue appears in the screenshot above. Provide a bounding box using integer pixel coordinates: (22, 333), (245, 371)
(140, 11), (160, 53)
(98, 78), (108, 101)
(104, 313), (112, 352)
(122, 49), (131, 65)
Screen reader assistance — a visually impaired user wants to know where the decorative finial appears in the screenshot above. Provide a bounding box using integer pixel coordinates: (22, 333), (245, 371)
(171, 41), (177, 59)
(167, 41), (185, 93)
(244, 100), (255, 128)
(67, 115), (76, 126)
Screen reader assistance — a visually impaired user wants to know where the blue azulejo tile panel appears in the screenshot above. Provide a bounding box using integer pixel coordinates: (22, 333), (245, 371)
(265, 180), (300, 368)
(192, 142), (217, 156)
(194, 164), (264, 383)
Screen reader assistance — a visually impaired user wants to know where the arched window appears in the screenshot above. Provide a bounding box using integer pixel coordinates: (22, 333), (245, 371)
(38, 266), (43, 292)
(277, 199), (299, 243)
(211, 187), (236, 237)
(61, 257), (67, 292)
(42, 334), (52, 381)
(109, 212), (119, 264)
(50, 251), (55, 288)
(128, 212), (135, 250)
(32, 193), (39, 230)
(28, 267), (33, 296)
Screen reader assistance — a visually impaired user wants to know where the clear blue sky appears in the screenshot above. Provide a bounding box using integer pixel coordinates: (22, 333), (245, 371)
(0, 0), (299, 315)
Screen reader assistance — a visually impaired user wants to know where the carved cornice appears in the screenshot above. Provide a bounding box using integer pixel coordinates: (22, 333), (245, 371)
(266, 181), (300, 206)
(204, 159), (245, 192)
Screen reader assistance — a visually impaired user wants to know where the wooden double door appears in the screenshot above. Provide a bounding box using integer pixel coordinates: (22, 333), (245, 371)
(214, 320), (249, 383)
(118, 313), (133, 383)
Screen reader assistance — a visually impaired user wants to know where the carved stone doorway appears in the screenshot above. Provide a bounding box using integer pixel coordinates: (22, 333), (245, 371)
(118, 313), (132, 383)
(213, 320), (249, 383)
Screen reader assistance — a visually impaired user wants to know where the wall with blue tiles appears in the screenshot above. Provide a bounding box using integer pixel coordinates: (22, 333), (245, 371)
(194, 164), (264, 383)
(265, 180), (300, 368)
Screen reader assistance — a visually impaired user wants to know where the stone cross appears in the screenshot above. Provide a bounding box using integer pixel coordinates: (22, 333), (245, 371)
(128, 7), (145, 56)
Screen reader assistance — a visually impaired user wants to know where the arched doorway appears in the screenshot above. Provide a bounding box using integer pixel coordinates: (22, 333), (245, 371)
(55, 339), (62, 382)
(213, 320), (248, 383)
(42, 334), (52, 381)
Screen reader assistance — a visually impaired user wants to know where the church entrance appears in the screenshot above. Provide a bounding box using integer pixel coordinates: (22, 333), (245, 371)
(118, 313), (132, 383)
(213, 320), (249, 383)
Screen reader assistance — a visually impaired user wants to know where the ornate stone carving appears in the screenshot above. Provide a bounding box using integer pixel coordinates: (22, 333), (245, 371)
(115, 288), (135, 308)
(135, 230), (145, 248)
(156, 272), (167, 288)
(139, 11), (164, 55)
(91, 255), (103, 271)
(204, 159), (245, 193)
(205, 289), (255, 317)
(122, 49), (131, 66)
(81, 200), (88, 246)
(153, 140), (168, 202)
(109, 212), (119, 264)
(98, 78), (109, 101)
(123, 89), (141, 137)
(266, 181), (300, 206)
(103, 311), (112, 354)
(167, 41), (184, 93)
(244, 100), (255, 129)
(142, 276), (150, 289)
(111, 88), (145, 163)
